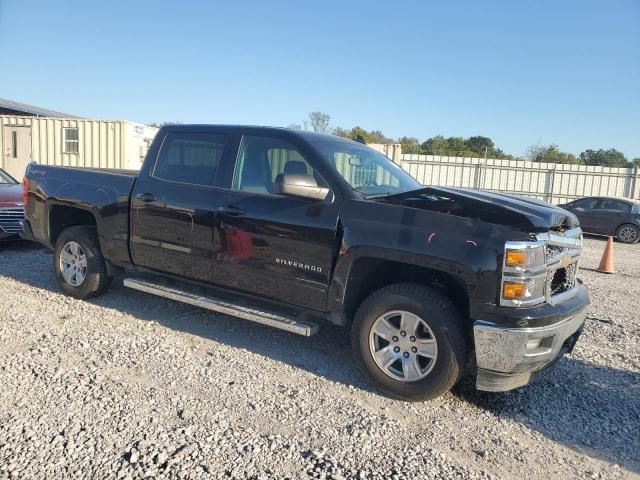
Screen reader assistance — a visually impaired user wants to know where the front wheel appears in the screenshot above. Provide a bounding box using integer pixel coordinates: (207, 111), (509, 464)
(616, 224), (640, 244)
(351, 283), (470, 401)
(54, 226), (112, 299)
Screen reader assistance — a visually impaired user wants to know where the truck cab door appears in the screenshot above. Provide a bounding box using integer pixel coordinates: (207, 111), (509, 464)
(130, 130), (234, 282)
(211, 133), (340, 312)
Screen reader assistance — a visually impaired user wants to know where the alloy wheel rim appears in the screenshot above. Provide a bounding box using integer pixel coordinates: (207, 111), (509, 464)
(369, 310), (438, 382)
(620, 226), (638, 242)
(59, 241), (88, 287)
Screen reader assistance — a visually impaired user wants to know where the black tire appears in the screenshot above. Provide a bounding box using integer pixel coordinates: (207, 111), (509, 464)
(54, 226), (112, 299)
(615, 223), (640, 244)
(351, 283), (470, 401)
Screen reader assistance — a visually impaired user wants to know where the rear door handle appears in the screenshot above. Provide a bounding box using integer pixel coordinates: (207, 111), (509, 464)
(135, 193), (157, 202)
(217, 205), (245, 216)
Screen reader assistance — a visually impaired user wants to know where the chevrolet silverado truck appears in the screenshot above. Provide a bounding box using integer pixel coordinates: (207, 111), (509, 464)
(21, 125), (590, 401)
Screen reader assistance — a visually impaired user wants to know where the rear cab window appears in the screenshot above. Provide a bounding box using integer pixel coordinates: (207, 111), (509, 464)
(153, 132), (226, 187)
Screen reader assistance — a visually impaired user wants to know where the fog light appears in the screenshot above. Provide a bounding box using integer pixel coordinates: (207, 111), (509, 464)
(526, 338), (542, 350)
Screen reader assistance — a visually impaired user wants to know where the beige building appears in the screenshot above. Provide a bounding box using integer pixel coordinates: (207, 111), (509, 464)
(368, 143), (402, 164)
(0, 98), (158, 180)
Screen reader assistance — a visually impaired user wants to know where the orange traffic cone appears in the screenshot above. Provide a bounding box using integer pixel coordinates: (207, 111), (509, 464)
(597, 236), (615, 274)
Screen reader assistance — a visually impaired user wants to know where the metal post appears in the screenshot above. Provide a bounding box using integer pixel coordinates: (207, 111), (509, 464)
(547, 166), (557, 203)
(631, 165), (639, 199)
(474, 160), (483, 190)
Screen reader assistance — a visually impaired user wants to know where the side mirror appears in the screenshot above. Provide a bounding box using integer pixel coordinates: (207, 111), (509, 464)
(348, 156), (371, 167)
(274, 174), (329, 201)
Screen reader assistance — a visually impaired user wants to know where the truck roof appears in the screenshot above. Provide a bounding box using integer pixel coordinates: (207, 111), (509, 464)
(159, 124), (360, 144)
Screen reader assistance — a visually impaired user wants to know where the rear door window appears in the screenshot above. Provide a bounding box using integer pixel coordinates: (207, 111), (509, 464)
(597, 199), (630, 212)
(153, 132), (226, 187)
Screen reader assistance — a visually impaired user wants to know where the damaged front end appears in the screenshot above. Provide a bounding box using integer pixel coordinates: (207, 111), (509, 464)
(376, 186), (579, 233)
(374, 186), (590, 392)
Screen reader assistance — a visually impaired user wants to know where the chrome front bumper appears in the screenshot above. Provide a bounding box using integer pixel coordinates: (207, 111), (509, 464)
(473, 308), (587, 392)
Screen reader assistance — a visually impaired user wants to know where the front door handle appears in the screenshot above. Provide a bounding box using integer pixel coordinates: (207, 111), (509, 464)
(217, 205), (245, 216)
(135, 193), (157, 203)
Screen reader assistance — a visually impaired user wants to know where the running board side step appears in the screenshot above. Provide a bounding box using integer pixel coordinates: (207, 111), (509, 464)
(123, 277), (319, 336)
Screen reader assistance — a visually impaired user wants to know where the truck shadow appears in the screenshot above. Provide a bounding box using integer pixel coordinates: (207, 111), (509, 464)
(1, 242), (638, 472)
(0, 242), (371, 393)
(452, 359), (640, 472)
(101, 277), (371, 391)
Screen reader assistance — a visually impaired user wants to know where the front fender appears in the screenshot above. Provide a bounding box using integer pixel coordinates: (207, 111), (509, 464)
(326, 200), (520, 325)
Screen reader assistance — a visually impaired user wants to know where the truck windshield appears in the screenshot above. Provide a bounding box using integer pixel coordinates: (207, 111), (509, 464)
(0, 169), (17, 185)
(313, 138), (422, 197)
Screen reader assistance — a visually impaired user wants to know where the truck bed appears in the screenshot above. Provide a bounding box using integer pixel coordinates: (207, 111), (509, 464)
(24, 164), (138, 267)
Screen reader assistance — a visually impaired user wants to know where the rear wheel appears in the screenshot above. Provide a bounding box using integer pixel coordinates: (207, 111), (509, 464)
(351, 283), (470, 401)
(54, 226), (112, 298)
(616, 223), (640, 244)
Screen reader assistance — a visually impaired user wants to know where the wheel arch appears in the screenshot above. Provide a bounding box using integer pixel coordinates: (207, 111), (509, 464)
(48, 204), (97, 245)
(330, 254), (472, 328)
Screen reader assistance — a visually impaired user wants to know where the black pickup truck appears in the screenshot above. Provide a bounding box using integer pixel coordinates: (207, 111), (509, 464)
(22, 125), (590, 400)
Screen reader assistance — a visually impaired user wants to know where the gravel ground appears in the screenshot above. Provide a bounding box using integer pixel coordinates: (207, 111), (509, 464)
(0, 236), (638, 479)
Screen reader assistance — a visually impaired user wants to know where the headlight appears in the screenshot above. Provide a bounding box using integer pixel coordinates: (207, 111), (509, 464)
(501, 241), (547, 307)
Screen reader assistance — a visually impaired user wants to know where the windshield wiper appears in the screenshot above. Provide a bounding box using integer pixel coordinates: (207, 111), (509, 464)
(365, 192), (394, 199)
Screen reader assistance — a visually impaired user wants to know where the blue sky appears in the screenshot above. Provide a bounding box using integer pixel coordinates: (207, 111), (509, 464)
(0, 0), (638, 159)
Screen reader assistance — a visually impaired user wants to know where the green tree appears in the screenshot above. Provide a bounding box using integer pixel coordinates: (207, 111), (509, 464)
(366, 129), (392, 144)
(332, 126), (392, 144)
(419, 135), (512, 158)
(632, 158), (640, 167)
(579, 148), (629, 167)
(465, 136), (494, 157)
(492, 148), (513, 160)
(308, 112), (331, 134)
(446, 137), (467, 155)
(525, 144), (582, 164)
(398, 136), (421, 154)
(332, 127), (351, 138)
(421, 135), (450, 155)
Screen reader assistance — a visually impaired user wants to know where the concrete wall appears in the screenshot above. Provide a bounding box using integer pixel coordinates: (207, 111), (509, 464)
(401, 153), (640, 204)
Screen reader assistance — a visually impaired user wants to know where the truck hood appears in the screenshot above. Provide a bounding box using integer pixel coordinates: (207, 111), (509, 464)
(0, 184), (22, 207)
(380, 186), (579, 232)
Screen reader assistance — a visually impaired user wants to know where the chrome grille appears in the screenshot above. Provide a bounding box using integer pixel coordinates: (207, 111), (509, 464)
(538, 228), (582, 305)
(545, 244), (565, 258)
(0, 207), (24, 234)
(548, 262), (577, 296)
(501, 227), (582, 307)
